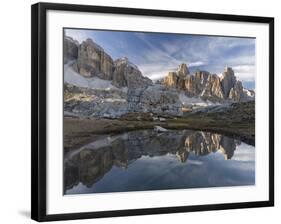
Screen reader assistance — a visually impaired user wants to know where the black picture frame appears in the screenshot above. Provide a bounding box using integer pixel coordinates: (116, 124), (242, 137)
(31, 2), (274, 222)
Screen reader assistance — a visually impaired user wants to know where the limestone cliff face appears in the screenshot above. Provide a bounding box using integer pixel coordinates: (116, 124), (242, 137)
(63, 36), (79, 63)
(112, 57), (152, 89)
(163, 72), (178, 88)
(220, 67), (236, 97)
(186, 70), (209, 96)
(63, 36), (179, 117)
(163, 63), (189, 90)
(201, 74), (225, 99)
(178, 63), (190, 77)
(64, 36), (152, 89)
(76, 38), (114, 79)
(185, 76), (197, 96)
(229, 80), (244, 101)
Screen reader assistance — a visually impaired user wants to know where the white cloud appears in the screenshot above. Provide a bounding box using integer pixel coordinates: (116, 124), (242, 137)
(139, 60), (206, 80)
(189, 61), (205, 67)
(144, 71), (169, 81)
(66, 29), (255, 84)
(134, 33), (184, 66)
(232, 65), (255, 82)
(138, 63), (171, 80)
(65, 29), (90, 43)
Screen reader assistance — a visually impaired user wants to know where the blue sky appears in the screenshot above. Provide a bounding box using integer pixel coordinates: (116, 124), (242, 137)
(65, 29), (255, 89)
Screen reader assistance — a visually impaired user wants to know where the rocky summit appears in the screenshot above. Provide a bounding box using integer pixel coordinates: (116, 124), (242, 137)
(64, 37), (151, 88)
(63, 35), (255, 118)
(112, 57), (152, 89)
(162, 65), (254, 102)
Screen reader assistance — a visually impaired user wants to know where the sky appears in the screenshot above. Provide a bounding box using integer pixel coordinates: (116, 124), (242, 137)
(65, 28), (255, 90)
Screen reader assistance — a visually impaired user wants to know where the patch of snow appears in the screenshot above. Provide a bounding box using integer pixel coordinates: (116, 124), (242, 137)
(127, 61), (138, 70)
(104, 98), (127, 103)
(115, 57), (138, 70)
(64, 63), (127, 93)
(179, 93), (216, 107)
(154, 126), (168, 132)
(192, 103), (231, 114)
(64, 111), (82, 118)
(243, 88), (254, 97)
(187, 160), (204, 165)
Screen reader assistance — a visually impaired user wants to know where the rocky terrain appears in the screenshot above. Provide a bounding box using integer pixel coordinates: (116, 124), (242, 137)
(63, 36), (255, 151)
(64, 36), (254, 119)
(64, 100), (255, 152)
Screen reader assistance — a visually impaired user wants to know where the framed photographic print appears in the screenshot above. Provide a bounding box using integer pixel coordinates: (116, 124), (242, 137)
(31, 2), (274, 222)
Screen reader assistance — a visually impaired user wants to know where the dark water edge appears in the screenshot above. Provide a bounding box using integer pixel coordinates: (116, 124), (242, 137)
(64, 129), (255, 195)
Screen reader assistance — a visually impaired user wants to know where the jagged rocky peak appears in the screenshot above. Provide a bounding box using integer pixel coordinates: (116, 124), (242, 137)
(229, 80), (244, 101)
(220, 66), (236, 97)
(194, 70), (209, 84)
(177, 63), (190, 77)
(163, 72), (178, 88)
(177, 63), (190, 90)
(183, 70), (211, 97)
(75, 38), (114, 79)
(162, 64), (254, 103)
(63, 36), (79, 63)
(163, 63), (191, 89)
(64, 35), (153, 90)
(201, 74), (225, 99)
(112, 57), (153, 89)
(114, 57), (137, 68)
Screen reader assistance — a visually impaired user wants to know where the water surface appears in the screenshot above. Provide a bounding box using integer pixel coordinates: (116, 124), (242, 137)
(64, 129), (255, 194)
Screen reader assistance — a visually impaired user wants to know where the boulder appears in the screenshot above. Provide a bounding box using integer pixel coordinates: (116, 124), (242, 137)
(127, 85), (183, 116)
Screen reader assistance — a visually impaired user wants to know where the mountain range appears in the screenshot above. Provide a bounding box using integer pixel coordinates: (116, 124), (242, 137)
(63, 36), (255, 118)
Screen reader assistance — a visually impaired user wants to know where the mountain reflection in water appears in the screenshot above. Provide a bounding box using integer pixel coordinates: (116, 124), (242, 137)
(64, 129), (255, 194)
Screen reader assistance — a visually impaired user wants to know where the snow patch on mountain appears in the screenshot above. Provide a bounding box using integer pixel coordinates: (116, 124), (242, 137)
(64, 63), (127, 92)
(179, 93), (218, 107)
